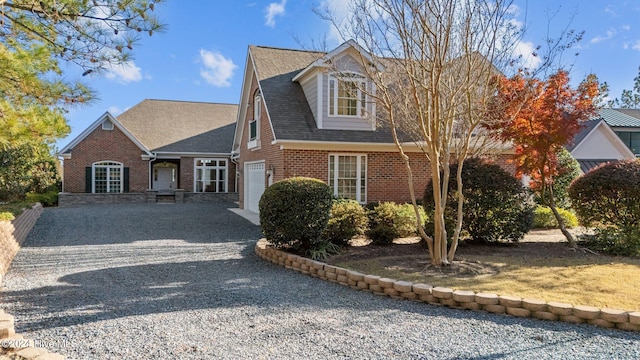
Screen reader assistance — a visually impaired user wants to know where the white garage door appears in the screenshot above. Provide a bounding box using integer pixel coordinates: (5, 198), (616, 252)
(245, 161), (265, 213)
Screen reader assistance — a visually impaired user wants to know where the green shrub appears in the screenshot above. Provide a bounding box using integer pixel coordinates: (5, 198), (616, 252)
(259, 177), (333, 251)
(26, 190), (58, 207)
(0, 212), (15, 221)
(306, 240), (342, 261)
(423, 158), (534, 243)
(323, 199), (368, 246)
(366, 202), (426, 245)
(533, 206), (578, 229)
(534, 148), (580, 209)
(569, 160), (640, 256)
(569, 160), (640, 229)
(579, 227), (640, 257)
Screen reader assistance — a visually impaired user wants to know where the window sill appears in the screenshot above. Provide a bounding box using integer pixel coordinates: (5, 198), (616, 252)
(248, 139), (261, 150)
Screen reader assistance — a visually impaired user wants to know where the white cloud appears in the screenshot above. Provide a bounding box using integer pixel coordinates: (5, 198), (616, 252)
(106, 61), (143, 83)
(108, 106), (122, 115)
(198, 49), (236, 87)
(623, 25), (631, 31)
(633, 40), (640, 51)
(513, 40), (542, 70)
(265, 0), (286, 27)
(591, 29), (616, 44)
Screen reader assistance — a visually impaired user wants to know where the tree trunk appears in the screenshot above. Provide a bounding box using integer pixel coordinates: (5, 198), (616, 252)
(548, 186), (577, 247)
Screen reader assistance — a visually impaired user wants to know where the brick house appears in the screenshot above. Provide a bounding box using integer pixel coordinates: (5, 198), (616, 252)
(231, 41), (514, 213)
(59, 99), (237, 197)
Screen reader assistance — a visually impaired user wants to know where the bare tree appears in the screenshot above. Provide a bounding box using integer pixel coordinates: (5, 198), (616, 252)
(318, 0), (555, 265)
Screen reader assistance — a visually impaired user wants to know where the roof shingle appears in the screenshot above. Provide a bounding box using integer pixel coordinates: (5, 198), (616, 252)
(250, 45), (397, 143)
(116, 99), (237, 153)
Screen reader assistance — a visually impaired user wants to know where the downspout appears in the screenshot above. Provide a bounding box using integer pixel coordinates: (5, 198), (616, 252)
(231, 150), (240, 193)
(147, 153), (157, 190)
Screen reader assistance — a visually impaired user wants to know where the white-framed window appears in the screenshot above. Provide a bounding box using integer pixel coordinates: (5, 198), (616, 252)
(329, 154), (367, 203)
(93, 161), (122, 193)
(248, 92), (261, 148)
(194, 158), (227, 193)
(328, 73), (366, 117)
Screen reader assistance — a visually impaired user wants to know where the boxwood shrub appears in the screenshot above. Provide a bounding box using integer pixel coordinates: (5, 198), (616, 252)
(259, 177), (333, 251)
(533, 206), (578, 229)
(366, 202), (426, 245)
(423, 157), (534, 243)
(323, 199), (368, 246)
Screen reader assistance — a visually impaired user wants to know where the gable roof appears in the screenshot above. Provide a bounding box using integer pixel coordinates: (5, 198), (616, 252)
(116, 99), (237, 154)
(291, 39), (382, 82)
(566, 119), (600, 152)
(58, 112), (152, 159)
(249, 45), (396, 144)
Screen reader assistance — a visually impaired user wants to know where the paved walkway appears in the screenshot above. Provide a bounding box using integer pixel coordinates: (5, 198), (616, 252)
(1, 203), (639, 359)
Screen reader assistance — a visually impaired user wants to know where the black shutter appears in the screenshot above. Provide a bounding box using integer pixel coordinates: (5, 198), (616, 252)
(123, 167), (130, 192)
(85, 167), (92, 193)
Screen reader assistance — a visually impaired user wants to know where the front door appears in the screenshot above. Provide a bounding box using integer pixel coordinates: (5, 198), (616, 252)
(154, 165), (177, 190)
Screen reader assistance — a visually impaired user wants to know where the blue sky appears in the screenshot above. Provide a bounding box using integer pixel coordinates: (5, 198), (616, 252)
(58, 0), (640, 150)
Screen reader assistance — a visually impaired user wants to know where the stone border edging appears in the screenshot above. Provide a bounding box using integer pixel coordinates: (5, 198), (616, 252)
(255, 239), (640, 332)
(0, 203), (43, 280)
(0, 203), (67, 360)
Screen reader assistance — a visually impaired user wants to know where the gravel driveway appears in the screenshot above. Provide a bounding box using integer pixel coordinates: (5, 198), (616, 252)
(1, 202), (639, 359)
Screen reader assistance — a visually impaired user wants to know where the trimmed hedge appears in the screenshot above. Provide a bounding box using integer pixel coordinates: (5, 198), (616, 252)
(423, 158), (534, 243)
(569, 160), (640, 256)
(533, 206), (578, 229)
(323, 199), (368, 246)
(259, 177), (333, 250)
(568, 159), (640, 229)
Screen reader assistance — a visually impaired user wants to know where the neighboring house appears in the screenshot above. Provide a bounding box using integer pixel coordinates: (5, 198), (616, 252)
(59, 99), (238, 196)
(567, 109), (638, 174)
(602, 108), (640, 156)
(231, 41), (514, 213)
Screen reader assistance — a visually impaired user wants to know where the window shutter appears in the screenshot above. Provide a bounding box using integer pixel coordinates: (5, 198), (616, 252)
(85, 167), (92, 193)
(124, 167), (130, 192)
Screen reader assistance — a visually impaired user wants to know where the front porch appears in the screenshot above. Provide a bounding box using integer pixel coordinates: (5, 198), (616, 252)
(58, 191), (239, 207)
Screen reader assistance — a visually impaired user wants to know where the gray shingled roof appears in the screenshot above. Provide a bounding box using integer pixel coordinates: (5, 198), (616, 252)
(116, 99), (238, 153)
(599, 108), (640, 128)
(566, 119), (600, 152)
(250, 46), (397, 143)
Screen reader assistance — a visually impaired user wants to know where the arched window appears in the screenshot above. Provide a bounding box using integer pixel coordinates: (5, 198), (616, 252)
(92, 161), (123, 193)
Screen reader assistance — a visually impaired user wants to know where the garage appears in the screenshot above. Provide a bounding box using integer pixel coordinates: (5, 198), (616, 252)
(245, 161), (265, 213)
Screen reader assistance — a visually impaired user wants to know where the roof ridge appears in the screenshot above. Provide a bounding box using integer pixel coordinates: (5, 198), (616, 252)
(141, 99), (238, 106)
(250, 44), (326, 54)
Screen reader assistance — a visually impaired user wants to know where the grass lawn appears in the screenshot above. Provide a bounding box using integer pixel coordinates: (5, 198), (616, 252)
(327, 236), (640, 311)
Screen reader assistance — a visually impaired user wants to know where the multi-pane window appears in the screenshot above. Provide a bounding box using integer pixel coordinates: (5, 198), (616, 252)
(615, 131), (640, 155)
(329, 154), (367, 203)
(329, 74), (366, 117)
(195, 159), (227, 193)
(93, 161), (122, 193)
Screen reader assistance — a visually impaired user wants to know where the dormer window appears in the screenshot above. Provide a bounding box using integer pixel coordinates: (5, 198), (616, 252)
(329, 73), (366, 117)
(248, 92), (261, 149)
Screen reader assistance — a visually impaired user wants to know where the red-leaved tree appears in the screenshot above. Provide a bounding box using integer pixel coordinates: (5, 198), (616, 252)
(486, 69), (599, 246)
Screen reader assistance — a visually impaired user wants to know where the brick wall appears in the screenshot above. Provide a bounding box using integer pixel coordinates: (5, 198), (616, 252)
(63, 126), (149, 193)
(237, 75), (285, 209)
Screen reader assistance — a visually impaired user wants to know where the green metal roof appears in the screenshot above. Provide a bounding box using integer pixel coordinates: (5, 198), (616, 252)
(599, 108), (640, 128)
